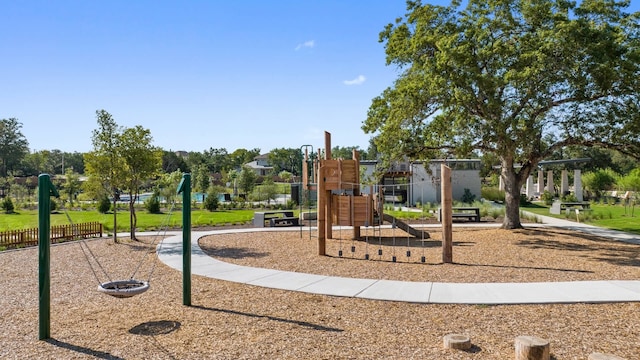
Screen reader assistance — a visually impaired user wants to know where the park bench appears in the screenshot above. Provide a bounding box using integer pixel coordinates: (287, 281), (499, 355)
(253, 211), (299, 227)
(437, 207), (481, 222)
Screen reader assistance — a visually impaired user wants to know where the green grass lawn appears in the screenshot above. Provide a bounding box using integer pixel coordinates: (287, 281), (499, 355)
(0, 208), (257, 233)
(522, 202), (640, 235)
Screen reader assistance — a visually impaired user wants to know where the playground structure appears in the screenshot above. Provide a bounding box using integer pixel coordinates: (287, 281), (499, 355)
(303, 131), (430, 257)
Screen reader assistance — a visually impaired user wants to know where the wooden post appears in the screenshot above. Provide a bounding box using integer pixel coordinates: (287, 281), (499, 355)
(324, 132), (332, 241)
(515, 336), (550, 360)
(352, 149), (361, 240)
(441, 164), (453, 263)
(317, 163), (326, 256)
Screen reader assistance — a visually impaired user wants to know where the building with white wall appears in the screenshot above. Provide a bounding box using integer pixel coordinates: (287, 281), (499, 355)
(359, 159), (482, 205)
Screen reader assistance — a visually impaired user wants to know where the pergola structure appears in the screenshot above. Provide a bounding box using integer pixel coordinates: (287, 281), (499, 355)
(498, 158), (591, 201)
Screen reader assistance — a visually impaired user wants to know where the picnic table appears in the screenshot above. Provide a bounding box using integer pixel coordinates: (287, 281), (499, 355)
(253, 211), (299, 227)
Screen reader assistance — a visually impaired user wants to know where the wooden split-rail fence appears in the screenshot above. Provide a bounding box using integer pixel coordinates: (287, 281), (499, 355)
(0, 222), (103, 250)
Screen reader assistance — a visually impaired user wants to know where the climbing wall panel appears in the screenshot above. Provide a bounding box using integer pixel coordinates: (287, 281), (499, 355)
(352, 195), (373, 227)
(332, 195), (352, 226)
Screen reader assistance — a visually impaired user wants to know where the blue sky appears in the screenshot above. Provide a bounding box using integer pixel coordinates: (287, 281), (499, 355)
(3, 1), (638, 155)
(1, 0), (413, 154)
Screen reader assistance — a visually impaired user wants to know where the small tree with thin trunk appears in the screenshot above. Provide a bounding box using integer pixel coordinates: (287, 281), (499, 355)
(84, 110), (125, 243)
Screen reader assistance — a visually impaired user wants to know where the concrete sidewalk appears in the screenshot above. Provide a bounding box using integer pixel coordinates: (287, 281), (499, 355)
(156, 222), (640, 305)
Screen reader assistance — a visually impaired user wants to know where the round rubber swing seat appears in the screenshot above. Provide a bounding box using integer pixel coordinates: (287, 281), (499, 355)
(98, 279), (149, 298)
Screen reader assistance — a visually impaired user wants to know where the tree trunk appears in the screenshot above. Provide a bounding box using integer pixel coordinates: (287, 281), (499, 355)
(112, 198), (118, 244)
(129, 196), (137, 241)
(501, 161), (524, 229)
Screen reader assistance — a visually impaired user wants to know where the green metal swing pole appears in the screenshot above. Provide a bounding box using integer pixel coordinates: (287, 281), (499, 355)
(38, 174), (59, 340)
(177, 173), (191, 306)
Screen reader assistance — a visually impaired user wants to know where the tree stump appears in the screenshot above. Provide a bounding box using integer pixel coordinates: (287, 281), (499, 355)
(588, 353), (626, 360)
(443, 333), (471, 350)
(515, 335), (550, 360)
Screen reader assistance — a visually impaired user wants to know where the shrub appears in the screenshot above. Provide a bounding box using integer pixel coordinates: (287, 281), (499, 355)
(203, 190), (220, 212)
(285, 199), (297, 210)
(519, 194), (531, 206)
(50, 199), (58, 213)
(145, 194), (161, 214)
(97, 196), (111, 214)
(461, 188), (476, 204)
(540, 190), (555, 205)
(2, 197), (15, 214)
(561, 193), (578, 203)
(481, 187), (505, 202)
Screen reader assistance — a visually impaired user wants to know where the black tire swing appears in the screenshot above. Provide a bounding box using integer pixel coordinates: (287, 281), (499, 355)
(66, 201), (176, 298)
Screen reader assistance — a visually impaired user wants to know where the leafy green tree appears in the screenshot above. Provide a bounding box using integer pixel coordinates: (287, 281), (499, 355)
(278, 170), (292, 183)
(203, 187), (220, 212)
(260, 177), (279, 205)
(229, 148), (261, 170)
(84, 110), (125, 243)
(228, 169), (239, 196)
(204, 147), (230, 173)
(62, 151), (85, 174)
(268, 148), (302, 175)
(193, 164), (211, 203)
(0, 118), (29, 179)
(97, 195), (111, 214)
(238, 166), (258, 196)
(1, 196), (15, 214)
(61, 169), (82, 207)
(331, 146), (362, 160)
(617, 168), (640, 216)
(119, 125), (162, 240)
(144, 190), (162, 214)
(582, 169), (617, 200)
(161, 150), (189, 173)
(156, 169), (183, 205)
(363, 0), (640, 229)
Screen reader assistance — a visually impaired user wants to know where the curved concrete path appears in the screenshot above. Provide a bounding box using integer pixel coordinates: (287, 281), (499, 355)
(156, 219), (640, 305)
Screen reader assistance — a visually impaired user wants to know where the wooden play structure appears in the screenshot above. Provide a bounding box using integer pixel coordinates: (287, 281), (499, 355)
(302, 131), (429, 256)
(302, 132), (376, 255)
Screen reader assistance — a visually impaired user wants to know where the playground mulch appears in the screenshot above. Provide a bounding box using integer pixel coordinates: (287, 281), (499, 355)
(1, 226), (639, 359)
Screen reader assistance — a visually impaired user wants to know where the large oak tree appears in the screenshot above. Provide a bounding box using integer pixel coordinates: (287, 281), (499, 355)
(363, 0), (640, 229)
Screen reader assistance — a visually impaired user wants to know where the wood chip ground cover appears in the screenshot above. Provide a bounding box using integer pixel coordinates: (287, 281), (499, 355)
(1, 226), (638, 359)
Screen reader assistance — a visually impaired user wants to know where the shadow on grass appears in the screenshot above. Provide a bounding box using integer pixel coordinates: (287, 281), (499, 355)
(45, 338), (125, 360)
(192, 305), (343, 333)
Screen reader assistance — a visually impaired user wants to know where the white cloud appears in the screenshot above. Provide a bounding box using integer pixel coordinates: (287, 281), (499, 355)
(343, 75), (366, 86)
(295, 40), (315, 51)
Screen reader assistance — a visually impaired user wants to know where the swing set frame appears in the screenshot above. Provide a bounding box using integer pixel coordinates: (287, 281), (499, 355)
(38, 173), (193, 340)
